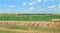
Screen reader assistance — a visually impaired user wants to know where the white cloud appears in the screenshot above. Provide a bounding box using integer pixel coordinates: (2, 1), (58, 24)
(40, 8), (44, 10)
(4, 4), (8, 8)
(3, 5), (17, 11)
(48, 5), (55, 8)
(4, 9), (10, 11)
(58, 3), (60, 5)
(29, 0), (48, 6)
(30, 0), (33, 1)
(37, 0), (42, 3)
(29, 2), (36, 6)
(58, 3), (60, 8)
(1, 9), (11, 13)
(4, 4), (16, 8)
(37, 0), (54, 3)
(29, 0), (42, 6)
(28, 7), (35, 10)
(58, 5), (60, 8)
(43, 0), (48, 2)
(9, 5), (16, 8)
(23, 2), (27, 6)
(7, 5), (16, 10)
(52, 0), (55, 2)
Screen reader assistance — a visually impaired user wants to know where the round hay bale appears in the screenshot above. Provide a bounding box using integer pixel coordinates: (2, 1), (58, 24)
(29, 22), (34, 27)
(34, 22), (40, 27)
(51, 18), (60, 23)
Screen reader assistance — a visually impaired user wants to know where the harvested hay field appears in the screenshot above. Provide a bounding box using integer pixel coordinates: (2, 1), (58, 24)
(0, 21), (60, 33)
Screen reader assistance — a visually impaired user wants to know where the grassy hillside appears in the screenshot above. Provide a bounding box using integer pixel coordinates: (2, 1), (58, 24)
(0, 14), (60, 21)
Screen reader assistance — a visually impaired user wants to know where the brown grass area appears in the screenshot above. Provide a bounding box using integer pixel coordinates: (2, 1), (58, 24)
(0, 21), (60, 33)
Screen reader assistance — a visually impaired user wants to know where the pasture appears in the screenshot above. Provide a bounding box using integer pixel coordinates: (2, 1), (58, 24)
(0, 14), (60, 21)
(0, 14), (60, 33)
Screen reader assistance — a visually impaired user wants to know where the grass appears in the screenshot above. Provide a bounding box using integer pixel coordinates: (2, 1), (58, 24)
(0, 30), (17, 33)
(0, 24), (60, 33)
(0, 14), (60, 21)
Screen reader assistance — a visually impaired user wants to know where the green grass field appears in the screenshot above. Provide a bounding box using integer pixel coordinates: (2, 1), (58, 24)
(0, 14), (60, 21)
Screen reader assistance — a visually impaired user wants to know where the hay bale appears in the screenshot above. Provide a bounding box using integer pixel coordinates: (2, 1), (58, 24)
(51, 18), (60, 23)
(33, 22), (40, 26)
(29, 22), (34, 27)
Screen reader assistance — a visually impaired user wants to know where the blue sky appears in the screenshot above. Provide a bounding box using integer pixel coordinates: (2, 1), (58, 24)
(0, 0), (60, 14)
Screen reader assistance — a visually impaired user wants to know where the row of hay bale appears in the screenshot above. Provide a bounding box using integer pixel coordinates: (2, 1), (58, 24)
(0, 21), (60, 28)
(0, 21), (50, 26)
(51, 18), (60, 23)
(51, 18), (60, 28)
(49, 23), (60, 28)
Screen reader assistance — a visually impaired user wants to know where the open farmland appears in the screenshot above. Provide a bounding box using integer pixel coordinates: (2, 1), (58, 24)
(0, 14), (60, 21)
(0, 14), (60, 33)
(0, 21), (60, 33)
